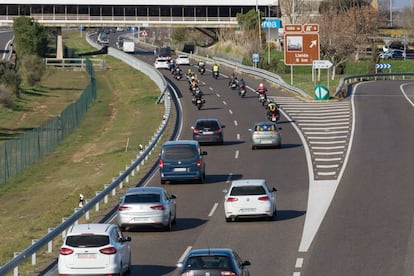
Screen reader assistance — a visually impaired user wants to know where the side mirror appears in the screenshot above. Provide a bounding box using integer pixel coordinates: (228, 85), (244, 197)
(171, 194), (177, 199)
(248, 129), (253, 132)
(221, 125), (226, 128)
(201, 151), (208, 156)
(242, 260), (251, 266)
(122, 236), (132, 242)
(222, 189), (228, 193)
(272, 187), (278, 192)
(191, 126), (195, 130)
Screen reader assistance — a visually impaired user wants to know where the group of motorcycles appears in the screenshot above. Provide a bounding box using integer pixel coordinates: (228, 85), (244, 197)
(228, 77), (247, 98)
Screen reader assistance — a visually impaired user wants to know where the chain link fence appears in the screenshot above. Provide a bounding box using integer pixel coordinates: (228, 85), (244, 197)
(0, 59), (97, 185)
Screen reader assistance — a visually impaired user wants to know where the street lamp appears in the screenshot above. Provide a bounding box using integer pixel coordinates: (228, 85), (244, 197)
(389, 0), (393, 27)
(256, 0), (262, 51)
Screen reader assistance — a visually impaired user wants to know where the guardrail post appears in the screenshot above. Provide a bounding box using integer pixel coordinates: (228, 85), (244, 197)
(118, 173), (123, 189)
(31, 239), (38, 265)
(95, 192), (100, 212)
(13, 252), (19, 276)
(74, 208), (81, 224)
(104, 185), (109, 204)
(112, 184), (116, 196)
(48, 228), (55, 252)
(125, 165), (130, 183)
(62, 217), (68, 240)
(85, 200), (90, 220)
(131, 160), (135, 176)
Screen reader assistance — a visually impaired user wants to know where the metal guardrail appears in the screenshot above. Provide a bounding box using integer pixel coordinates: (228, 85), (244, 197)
(334, 72), (414, 98)
(0, 32), (171, 276)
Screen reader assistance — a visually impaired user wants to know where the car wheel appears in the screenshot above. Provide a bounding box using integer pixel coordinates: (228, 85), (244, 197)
(172, 212), (177, 225)
(225, 217), (232, 222)
(165, 215), (173, 231)
(161, 180), (166, 185)
(251, 145), (256, 150)
(120, 225), (126, 232)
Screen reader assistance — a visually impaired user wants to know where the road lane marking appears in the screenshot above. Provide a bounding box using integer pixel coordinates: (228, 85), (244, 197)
(216, 93), (221, 97)
(226, 173), (233, 183)
(237, 133), (240, 140)
(208, 203), (219, 217)
(234, 120), (238, 126)
(229, 109), (233, 115)
(178, 246), (192, 265)
(223, 101), (227, 105)
(295, 258), (304, 268)
(235, 150), (239, 159)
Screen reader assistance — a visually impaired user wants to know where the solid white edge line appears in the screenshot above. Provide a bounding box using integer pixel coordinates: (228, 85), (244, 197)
(401, 83), (414, 107)
(208, 203), (219, 217)
(177, 246), (193, 265)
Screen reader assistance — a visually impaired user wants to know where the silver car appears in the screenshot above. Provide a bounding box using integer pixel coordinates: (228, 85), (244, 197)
(249, 121), (281, 149)
(117, 186), (177, 231)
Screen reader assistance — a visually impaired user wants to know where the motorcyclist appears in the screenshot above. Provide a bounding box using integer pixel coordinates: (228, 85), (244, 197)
(212, 63), (219, 77)
(186, 68), (194, 80)
(174, 65), (182, 76)
(192, 87), (204, 104)
(266, 101), (280, 120)
(228, 72), (238, 87)
(238, 78), (246, 88)
(256, 83), (268, 100)
(198, 60), (206, 69)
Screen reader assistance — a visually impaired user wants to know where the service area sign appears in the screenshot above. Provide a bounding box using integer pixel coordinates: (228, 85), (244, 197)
(284, 24), (320, 66)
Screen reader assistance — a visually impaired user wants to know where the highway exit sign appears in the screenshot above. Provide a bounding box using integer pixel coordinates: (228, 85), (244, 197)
(284, 24), (320, 66)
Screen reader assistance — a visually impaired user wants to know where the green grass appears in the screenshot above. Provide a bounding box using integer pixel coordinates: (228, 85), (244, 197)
(0, 30), (172, 274)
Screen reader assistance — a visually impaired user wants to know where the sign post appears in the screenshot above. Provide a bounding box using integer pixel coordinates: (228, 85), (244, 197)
(312, 60), (333, 89)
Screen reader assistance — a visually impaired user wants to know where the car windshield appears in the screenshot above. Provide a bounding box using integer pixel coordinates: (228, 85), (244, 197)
(186, 256), (230, 269)
(124, 193), (160, 203)
(162, 145), (197, 160)
(196, 120), (219, 130)
(66, 235), (109, 247)
(230, 185), (266, 196)
(254, 124), (276, 131)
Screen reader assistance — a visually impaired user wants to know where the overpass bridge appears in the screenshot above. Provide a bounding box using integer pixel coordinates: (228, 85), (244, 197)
(0, 0), (280, 28)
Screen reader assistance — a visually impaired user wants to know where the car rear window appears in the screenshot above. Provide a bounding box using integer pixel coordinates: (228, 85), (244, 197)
(196, 120), (220, 130)
(254, 124), (276, 131)
(186, 256), (230, 269)
(124, 193), (160, 203)
(162, 145), (197, 160)
(66, 235), (109, 247)
(230, 185), (266, 196)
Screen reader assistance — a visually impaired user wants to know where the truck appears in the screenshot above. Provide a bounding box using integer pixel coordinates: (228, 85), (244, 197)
(122, 39), (135, 53)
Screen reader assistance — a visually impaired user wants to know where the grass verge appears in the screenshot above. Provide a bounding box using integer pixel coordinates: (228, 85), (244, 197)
(0, 30), (173, 274)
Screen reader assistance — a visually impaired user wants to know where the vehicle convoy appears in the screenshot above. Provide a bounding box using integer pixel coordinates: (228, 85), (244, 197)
(58, 223), (131, 276)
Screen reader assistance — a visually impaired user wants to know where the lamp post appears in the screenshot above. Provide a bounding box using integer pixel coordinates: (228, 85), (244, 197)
(389, 0), (393, 27)
(256, 0), (262, 52)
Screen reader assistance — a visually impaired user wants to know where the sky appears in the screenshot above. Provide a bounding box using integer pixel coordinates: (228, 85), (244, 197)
(393, 0), (410, 10)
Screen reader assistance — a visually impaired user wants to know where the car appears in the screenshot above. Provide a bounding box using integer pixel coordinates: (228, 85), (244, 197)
(379, 49), (406, 60)
(159, 140), (207, 184)
(249, 121), (281, 149)
(191, 118), (225, 145)
(97, 31), (109, 45)
(224, 179), (277, 222)
(58, 223), (131, 276)
(154, 57), (171, 69)
(177, 248), (251, 276)
(175, 54), (190, 65)
(117, 186), (177, 231)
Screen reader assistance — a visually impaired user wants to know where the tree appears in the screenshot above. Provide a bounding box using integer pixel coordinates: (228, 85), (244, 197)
(317, 4), (380, 79)
(12, 17), (48, 57)
(0, 61), (21, 108)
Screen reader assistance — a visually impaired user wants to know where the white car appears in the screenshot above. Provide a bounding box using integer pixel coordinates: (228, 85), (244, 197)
(117, 186), (177, 231)
(58, 223), (131, 275)
(224, 179), (277, 222)
(154, 57), (171, 69)
(175, 54), (190, 65)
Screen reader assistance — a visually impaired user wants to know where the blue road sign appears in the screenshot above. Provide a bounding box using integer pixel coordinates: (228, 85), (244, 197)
(375, 64), (391, 69)
(252, 53), (259, 63)
(261, 19), (282, 29)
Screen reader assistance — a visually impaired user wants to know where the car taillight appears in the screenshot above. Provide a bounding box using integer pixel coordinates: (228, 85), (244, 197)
(118, 205), (131, 211)
(253, 131), (260, 136)
(59, 247), (74, 255)
(272, 131), (279, 135)
(258, 196), (270, 201)
(221, 272), (237, 276)
(180, 272), (195, 276)
(151, 205), (165, 210)
(226, 197), (238, 202)
(196, 159), (201, 168)
(100, 246), (117, 255)
(193, 129), (200, 134)
(215, 129), (222, 134)
(159, 159), (164, 169)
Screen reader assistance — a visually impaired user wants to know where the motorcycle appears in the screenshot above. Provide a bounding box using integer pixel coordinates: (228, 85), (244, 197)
(258, 93), (267, 106)
(198, 66), (205, 75)
(268, 111), (280, 122)
(239, 84), (246, 97)
(192, 96), (205, 110)
(229, 80), (238, 90)
(213, 71), (219, 79)
(174, 71), (182, 80)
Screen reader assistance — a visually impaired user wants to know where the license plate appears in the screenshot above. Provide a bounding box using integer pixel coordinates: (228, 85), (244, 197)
(197, 100), (201, 103)
(173, 168), (186, 172)
(261, 140), (273, 144)
(240, 208), (255, 213)
(77, 253), (97, 259)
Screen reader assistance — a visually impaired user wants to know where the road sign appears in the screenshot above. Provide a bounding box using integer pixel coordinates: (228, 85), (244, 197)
(261, 19), (282, 29)
(313, 60), (333, 69)
(314, 84), (330, 100)
(375, 63), (391, 69)
(284, 24), (320, 66)
(252, 53), (259, 63)
(140, 30), (148, 37)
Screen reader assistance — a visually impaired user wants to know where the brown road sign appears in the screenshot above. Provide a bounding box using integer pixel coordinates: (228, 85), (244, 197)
(284, 24), (320, 66)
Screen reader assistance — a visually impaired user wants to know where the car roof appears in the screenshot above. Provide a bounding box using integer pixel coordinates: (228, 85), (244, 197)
(230, 179), (266, 187)
(195, 118), (221, 123)
(254, 121), (277, 126)
(125, 186), (164, 195)
(66, 223), (114, 235)
(188, 248), (233, 257)
(163, 140), (199, 147)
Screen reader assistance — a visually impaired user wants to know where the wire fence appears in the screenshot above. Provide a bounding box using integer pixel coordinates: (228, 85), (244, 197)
(0, 59), (97, 185)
